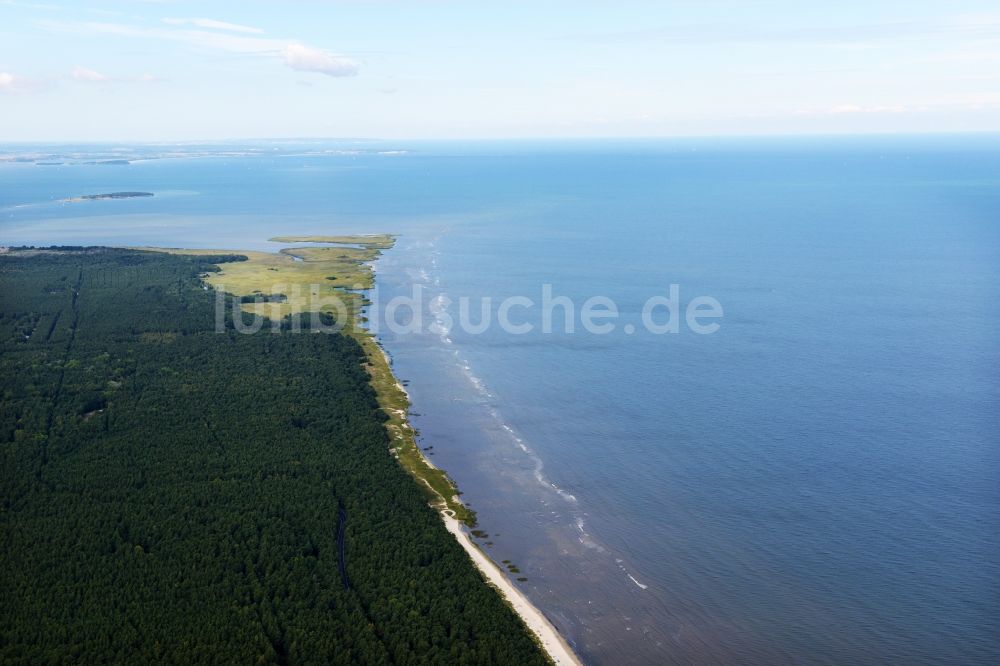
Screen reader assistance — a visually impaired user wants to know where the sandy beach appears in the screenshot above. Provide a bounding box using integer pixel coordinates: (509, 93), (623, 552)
(440, 511), (582, 665)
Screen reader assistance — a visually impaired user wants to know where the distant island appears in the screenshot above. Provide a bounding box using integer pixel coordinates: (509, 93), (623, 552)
(62, 191), (154, 202)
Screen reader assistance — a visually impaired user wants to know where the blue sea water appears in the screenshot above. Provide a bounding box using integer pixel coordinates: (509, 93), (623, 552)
(2, 137), (999, 664)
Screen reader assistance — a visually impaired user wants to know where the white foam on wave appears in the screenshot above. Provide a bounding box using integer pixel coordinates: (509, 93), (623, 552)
(627, 575), (649, 590)
(614, 558), (649, 590)
(412, 275), (613, 562)
(484, 405), (579, 506)
(397, 240), (651, 601)
(427, 292), (454, 344)
(573, 516), (605, 551)
(429, 293), (449, 316)
(429, 256), (441, 285)
(464, 369), (491, 397)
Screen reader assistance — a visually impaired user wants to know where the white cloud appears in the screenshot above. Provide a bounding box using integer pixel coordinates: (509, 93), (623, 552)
(72, 65), (107, 82)
(0, 71), (32, 94)
(42, 21), (360, 78)
(282, 44), (358, 77)
(162, 17), (264, 34)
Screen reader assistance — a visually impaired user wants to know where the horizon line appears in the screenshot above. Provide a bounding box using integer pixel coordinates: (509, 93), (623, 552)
(3, 129), (1000, 146)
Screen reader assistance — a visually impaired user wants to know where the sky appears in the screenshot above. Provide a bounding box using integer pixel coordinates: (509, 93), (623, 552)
(1, 0), (999, 141)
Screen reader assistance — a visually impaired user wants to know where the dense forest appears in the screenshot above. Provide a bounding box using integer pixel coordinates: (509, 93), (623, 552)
(0, 249), (546, 665)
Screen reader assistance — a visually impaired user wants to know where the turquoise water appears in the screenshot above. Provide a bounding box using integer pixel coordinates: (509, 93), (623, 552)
(3, 137), (999, 663)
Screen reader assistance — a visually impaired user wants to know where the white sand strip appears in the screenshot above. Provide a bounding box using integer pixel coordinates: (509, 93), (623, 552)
(441, 513), (582, 665)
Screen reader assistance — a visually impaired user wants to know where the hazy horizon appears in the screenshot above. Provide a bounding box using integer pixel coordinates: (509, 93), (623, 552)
(2, 0), (1000, 142)
(3, 131), (1000, 148)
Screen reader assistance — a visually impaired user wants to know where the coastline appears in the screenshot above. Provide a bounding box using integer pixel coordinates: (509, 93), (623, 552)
(440, 508), (582, 666)
(368, 336), (582, 666)
(144, 237), (582, 666)
(354, 248), (582, 666)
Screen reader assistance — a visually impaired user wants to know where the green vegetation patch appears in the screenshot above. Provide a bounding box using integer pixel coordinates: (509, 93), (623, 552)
(0, 248), (542, 664)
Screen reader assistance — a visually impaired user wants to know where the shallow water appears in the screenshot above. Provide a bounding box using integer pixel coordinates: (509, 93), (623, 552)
(3, 137), (999, 664)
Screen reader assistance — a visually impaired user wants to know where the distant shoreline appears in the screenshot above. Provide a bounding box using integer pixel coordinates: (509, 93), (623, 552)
(61, 191), (153, 203)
